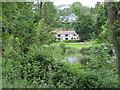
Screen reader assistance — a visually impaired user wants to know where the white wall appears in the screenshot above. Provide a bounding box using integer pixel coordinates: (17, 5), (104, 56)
(56, 34), (79, 41)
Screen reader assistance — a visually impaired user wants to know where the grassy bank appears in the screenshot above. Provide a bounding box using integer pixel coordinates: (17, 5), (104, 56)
(66, 43), (94, 49)
(51, 42), (94, 49)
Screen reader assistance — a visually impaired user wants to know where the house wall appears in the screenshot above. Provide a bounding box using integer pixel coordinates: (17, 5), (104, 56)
(68, 16), (77, 22)
(56, 34), (79, 41)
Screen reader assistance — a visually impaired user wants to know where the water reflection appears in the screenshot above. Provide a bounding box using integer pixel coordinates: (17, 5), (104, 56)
(68, 57), (81, 64)
(67, 56), (90, 64)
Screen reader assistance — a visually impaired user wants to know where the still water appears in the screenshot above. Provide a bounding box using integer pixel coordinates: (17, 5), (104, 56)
(68, 57), (82, 64)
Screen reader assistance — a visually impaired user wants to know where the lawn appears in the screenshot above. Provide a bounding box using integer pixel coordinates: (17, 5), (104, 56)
(66, 42), (94, 49)
(51, 42), (94, 49)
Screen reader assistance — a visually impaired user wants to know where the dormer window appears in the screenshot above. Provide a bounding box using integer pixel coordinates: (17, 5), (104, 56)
(74, 34), (76, 36)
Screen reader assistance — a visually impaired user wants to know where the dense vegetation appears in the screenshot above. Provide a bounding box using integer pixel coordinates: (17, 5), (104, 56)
(1, 1), (120, 88)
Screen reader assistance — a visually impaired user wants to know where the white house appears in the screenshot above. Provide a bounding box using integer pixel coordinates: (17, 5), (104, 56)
(60, 13), (78, 22)
(53, 31), (80, 41)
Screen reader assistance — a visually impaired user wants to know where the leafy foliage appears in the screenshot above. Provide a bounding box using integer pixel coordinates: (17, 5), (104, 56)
(2, 44), (118, 88)
(42, 2), (59, 26)
(73, 15), (94, 40)
(79, 43), (116, 70)
(2, 2), (119, 88)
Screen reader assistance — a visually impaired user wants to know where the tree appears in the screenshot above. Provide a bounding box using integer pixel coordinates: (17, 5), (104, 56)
(40, 2), (59, 26)
(2, 2), (56, 54)
(2, 2), (36, 53)
(73, 14), (94, 40)
(68, 2), (82, 16)
(105, 0), (120, 85)
(93, 3), (107, 35)
(58, 2), (82, 16)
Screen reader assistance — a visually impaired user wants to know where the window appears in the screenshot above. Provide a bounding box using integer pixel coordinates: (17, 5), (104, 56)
(58, 34), (60, 37)
(58, 38), (60, 40)
(65, 34), (68, 36)
(65, 38), (68, 40)
(74, 34), (76, 36)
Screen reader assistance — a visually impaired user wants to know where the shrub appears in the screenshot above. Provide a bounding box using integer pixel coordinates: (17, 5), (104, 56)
(63, 40), (83, 43)
(79, 43), (116, 71)
(2, 45), (118, 88)
(2, 40), (118, 88)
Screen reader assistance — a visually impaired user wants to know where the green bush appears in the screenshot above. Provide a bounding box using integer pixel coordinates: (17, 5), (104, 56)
(2, 44), (118, 88)
(2, 36), (118, 88)
(79, 43), (116, 71)
(3, 56), (118, 88)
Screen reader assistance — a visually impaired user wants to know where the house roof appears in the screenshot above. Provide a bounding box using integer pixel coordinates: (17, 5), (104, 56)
(69, 13), (78, 18)
(52, 31), (77, 35)
(60, 13), (78, 22)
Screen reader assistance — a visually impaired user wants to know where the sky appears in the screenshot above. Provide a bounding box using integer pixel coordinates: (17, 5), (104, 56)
(53, 0), (104, 8)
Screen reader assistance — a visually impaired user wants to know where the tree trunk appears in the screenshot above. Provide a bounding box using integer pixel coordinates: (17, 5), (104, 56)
(105, 0), (120, 86)
(40, 0), (44, 19)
